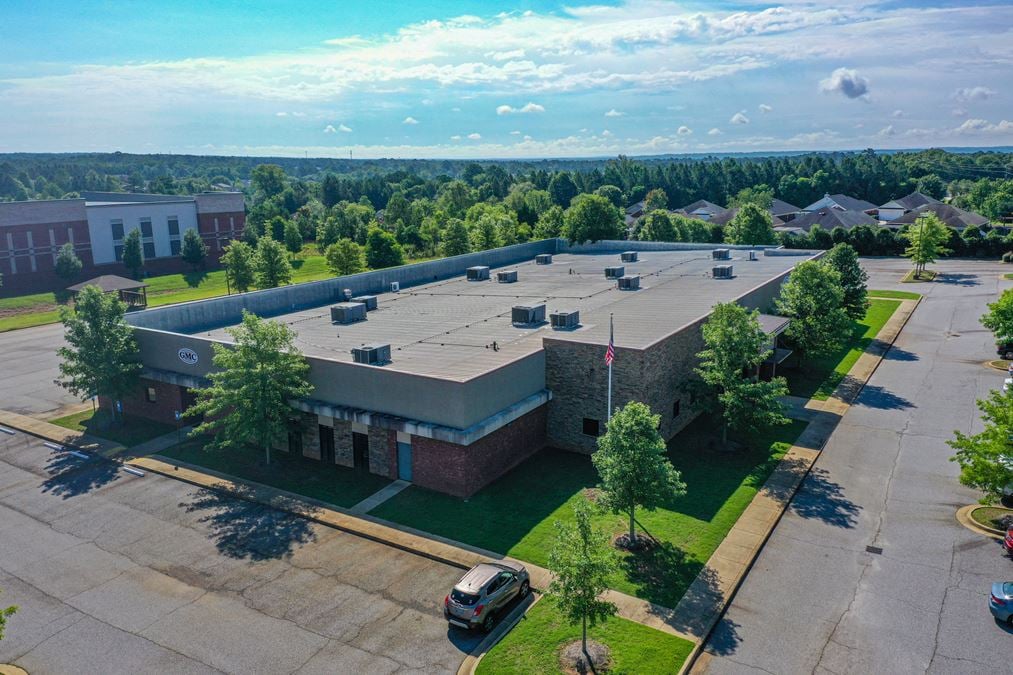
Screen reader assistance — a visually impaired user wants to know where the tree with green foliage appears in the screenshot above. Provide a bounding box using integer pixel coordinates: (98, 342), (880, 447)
(690, 302), (789, 446)
(57, 285), (141, 419)
(221, 240), (256, 293)
(725, 202), (776, 245)
(564, 194), (623, 244)
(592, 401), (686, 545)
(643, 188), (668, 213)
(267, 215), (288, 242)
(0, 588), (15, 641)
(533, 205), (565, 240)
(902, 213), (950, 278)
(824, 243), (869, 321)
(594, 184), (625, 209)
(440, 218), (471, 257)
(121, 228), (144, 279)
(186, 312), (312, 465)
(365, 226), (405, 269)
(54, 242), (83, 281)
(325, 239), (365, 276)
(915, 174), (946, 200)
(729, 184), (774, 209)
(283, 220), (303, 257)
(181, 228), (208, 270)
(251, 163), (287, 199)
(469, 214), (502, 251)
(948, 387), (1013, 503)
(253, 236), (292, 288)
(316, 216), (342, 249)
(776, 260), (851, 364)
(549, 172), (579, 208)
(981, 288), (1013, 349)
(548, 498), (619, 662)
(638, 210), (679, 242)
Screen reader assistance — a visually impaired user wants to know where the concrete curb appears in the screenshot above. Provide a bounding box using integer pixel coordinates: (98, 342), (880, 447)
(456, 594), (540, 675)
(955, 505), (1007, 540)
(0, 664), (29, 675)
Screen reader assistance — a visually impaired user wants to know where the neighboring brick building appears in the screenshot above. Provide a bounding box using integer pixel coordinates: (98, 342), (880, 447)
(0, 191), (245, 296)
(120, 240), (817, 497)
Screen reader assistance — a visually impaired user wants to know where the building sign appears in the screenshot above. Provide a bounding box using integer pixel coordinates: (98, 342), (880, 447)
(178, 347), (199, 365)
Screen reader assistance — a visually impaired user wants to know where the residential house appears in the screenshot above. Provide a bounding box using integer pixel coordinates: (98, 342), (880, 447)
(875, 191), (941, 222)
(890, 203), (990, 230)
(801, 193), (877, 214)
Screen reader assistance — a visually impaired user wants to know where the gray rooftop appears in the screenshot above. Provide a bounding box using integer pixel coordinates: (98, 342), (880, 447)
(194, 249), (813, 381)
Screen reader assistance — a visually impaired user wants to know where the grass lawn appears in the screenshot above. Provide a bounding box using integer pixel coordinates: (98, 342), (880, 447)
(159, 437), (392, 509)
(477, 597), (693, 675)
(868, 289), (921, 300)
(970, 506), (1013, 531)
(783, 298), (901, 401)
(372, 416), (806, 608)
(50, 408), (176, 447)
(901, 269), (937, 283)
(1004, 273), (1013, 280)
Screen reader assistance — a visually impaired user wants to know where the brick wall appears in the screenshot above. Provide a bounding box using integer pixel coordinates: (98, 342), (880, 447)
(102, 377), (186, 426)
(410, 404), (547, 497)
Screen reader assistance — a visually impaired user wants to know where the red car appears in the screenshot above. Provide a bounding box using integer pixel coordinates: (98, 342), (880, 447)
(1004, 527), (1013, 554)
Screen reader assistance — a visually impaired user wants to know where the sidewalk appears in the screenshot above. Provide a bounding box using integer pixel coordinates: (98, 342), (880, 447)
(0, 409), (123, 456)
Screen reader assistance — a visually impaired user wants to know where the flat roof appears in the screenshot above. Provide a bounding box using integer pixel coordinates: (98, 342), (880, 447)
(192, 249), (811, 381)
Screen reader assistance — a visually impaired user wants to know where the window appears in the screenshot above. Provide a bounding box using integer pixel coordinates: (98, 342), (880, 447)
(143, 242), (156, 259)
(110, 219), (124, 240)
(673, 399), (681, 418)
(114, 245), (124, 261)
(582, 418), (600, 437)
(287, 430), (303, 454)
(140, 217), (153, 238)
(167, 217), (180, 236)
(145, 387), (157, 403)
(170, 239), (181, 256)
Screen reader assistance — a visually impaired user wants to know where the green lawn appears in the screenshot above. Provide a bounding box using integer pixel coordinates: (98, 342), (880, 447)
(970, 506), (1012, 531)
(50, 409), (176, 447)
(901, 269), (937, 283)
(477, 597), (693, 675)
(1004, 273), (1013, 280)
(782, 298), (901, 401)
(372, 416), (806, 608)
(868, 289), (921, 300)
(159, 437), (392, 509)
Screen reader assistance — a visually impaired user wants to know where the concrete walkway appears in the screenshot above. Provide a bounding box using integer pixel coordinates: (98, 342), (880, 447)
(0, 409), (123, 456)
(350, 479), (411, 514)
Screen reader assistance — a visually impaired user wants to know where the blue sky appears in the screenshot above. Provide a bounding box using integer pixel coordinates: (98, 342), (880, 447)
(1, 1), (1011, 158)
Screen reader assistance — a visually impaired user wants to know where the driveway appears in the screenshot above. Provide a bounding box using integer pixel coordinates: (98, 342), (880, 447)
(699, 259), (1013, 674)
(0, 322), (78, 416)
(0, 433), (482, 674)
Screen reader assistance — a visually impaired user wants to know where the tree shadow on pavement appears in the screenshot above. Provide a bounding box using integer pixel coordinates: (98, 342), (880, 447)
(40, 450), (120, 499)
(854, 384), (914, 410)
(179, 485), (317, 561)
(936, 273), (979, 287)
(883, 345), (919, 362)
(788, 466), (862, 529)
(706, 615), (743, 656)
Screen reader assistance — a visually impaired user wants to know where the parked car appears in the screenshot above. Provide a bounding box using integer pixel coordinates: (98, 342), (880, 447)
(989, 582), (1013, 624)
(1004, 527), (1013, 555)
(999, 341), (1013, 360)
(444, 561), (530, 632)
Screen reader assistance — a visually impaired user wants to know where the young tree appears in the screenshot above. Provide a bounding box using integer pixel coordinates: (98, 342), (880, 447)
(638, 210), (679, 242)
(57, 285), (141, 419)
(776, 260), (852, 364)
(283, 220), (303, 257)
(948, 387), (1013, 503)
(121, 228), (144, 279)
(251, 163), (287, 199)
(724, 202), (776, 245)
(186, 312), (312, 465)
(469, 214), (502, 251)
(548, 498), (618, 662)
(0, 588), (15, 641)
(254, 237), (293, 288)
(325, 239), (365, 276)
(594, 184), (625, 209)
(548, 172), (579, 207)
(221, 240), (256, 293)
(365, 226), (405, 268)
(54, 242), (83, 281)
(690, 302), (789, 446)
(268, 215), (288, 242)
(533, 205), (565, 240)
(564, 194), (623, 244)
(441, 218), (471, 256)
(981, 288), (1013, 350)
(180, 228), (208, 270)
(824, 243), (869, 321)
(902, 213), (950, 278)
(643, 188), (668, 213)
(729, 184), (774, 209)
(592, 401), (686, 546)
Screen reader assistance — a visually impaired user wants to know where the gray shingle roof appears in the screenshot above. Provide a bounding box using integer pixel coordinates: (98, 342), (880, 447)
(891, 203), (989, 229)
(788, 208), (878, 232)
(802, 194), (877, 213)
(879, 191), (940, 211)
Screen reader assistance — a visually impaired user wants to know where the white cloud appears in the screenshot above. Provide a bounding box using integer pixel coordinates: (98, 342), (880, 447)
(877, 124), (895, 137)
(601, 129), (613, 137)
(292, 112), (306, 117)
(708, 128), (723, 136)
(758, 103), (772, 113)
(487, 48), (526, 61)
(523, 135), (533, 141)
(819, 67), (869, 100)
(891, 109), (905, 118)
(677, 125), (692, 135)
(605, 108), (624, 117)
(338, 123), (352, 132)
(730, 111), (750, 125)
(954, 118), (1013, 134)
(952, 107), (968, 117)
(953, 86), (996, 103)
(451, 107), (461, 112)
(496, 102), (545, 115)
(276, 112), (288, 117)
(509, 130), (521, 135)
(403, 116), (419, 124)
(323, 124), (337, 133)
(450, 134), (462, 140)
(467, 132), (482, 140)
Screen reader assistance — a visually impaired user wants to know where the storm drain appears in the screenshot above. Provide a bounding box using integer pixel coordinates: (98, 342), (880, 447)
(865, 545), (883, 555)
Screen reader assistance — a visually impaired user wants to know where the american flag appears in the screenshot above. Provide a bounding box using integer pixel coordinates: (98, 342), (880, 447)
(604, 321), (615, 365)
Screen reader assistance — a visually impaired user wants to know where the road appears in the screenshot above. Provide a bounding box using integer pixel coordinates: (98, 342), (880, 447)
(0, 322), (77, 416)
(700, 259), (1013, 674)
(0, 433), (482, 674)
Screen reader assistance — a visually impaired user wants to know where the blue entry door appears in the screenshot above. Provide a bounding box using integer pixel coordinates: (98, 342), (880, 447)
(397, 441), (412, 481)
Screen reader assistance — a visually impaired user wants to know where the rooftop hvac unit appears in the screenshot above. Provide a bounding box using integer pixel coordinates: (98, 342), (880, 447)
(712, 265), (734, 279)
(342, 288), (353, 300)
(617, 274), (640, 290)
(497, 270), (518, 283)
(390, 281), (400, 293)
(330, 302), (367, 324)
(467, 266), (490, 281)
(620, 251), (638, 263)
(512, 303), (546, 325)
(604, 265), (625, 279)
(535, 253), (553, 265)
(748, 250), (758, 261)
(712, 248), (731, 260)
(550, 310), (580, 329)
(351, 343), (391, 366)
(351, 295), (378, 311)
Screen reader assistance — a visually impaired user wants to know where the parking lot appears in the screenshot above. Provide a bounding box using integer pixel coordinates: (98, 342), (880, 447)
(0, 432), (482, 674)
(0, 322), (78, 416)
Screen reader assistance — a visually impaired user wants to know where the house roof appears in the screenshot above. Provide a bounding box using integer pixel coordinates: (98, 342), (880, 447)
(625, 200), (646, 215)
(680, 199), (727, 215)
(891, 203), (989, 229)
(802, 193), (877, 213)
(879, 191), (940, 212)
(757, 313), (791, 336)
(67, 275), (148, 293)
(708, 207), (786, 228)
(770, 198), (801, 216)
(788, 208), (878, 232)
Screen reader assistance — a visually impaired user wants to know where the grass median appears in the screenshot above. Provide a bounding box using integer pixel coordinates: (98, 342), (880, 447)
(476, 597), (693, 675)
(50, 408), (176, 447)
(868, 289), (921, 300)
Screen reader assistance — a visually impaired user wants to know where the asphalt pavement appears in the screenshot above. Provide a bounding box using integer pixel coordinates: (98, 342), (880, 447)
(0, 322), (78, 416)
(700, 258), (1013, 674)
(0, 433), (482, 674)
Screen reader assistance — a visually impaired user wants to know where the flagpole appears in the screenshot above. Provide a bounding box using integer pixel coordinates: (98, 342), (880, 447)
(607, 313), (613, 423)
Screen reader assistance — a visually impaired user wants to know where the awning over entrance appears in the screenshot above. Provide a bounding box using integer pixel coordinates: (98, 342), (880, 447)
(68, 274), (149, 308)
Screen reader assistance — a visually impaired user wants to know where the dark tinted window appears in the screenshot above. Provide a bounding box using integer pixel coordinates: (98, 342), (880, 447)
(170, 239), (181, 256)
(143, 242), (156, 259)
(114, 245), (123, 261)
(140, 218), (153, 238)
(451, 589), (479, 605)
(167, 217), (180, 235)
(111, 220), (124, 240)
(582, 418), (600, 436)
(673, 400), (680, 418)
